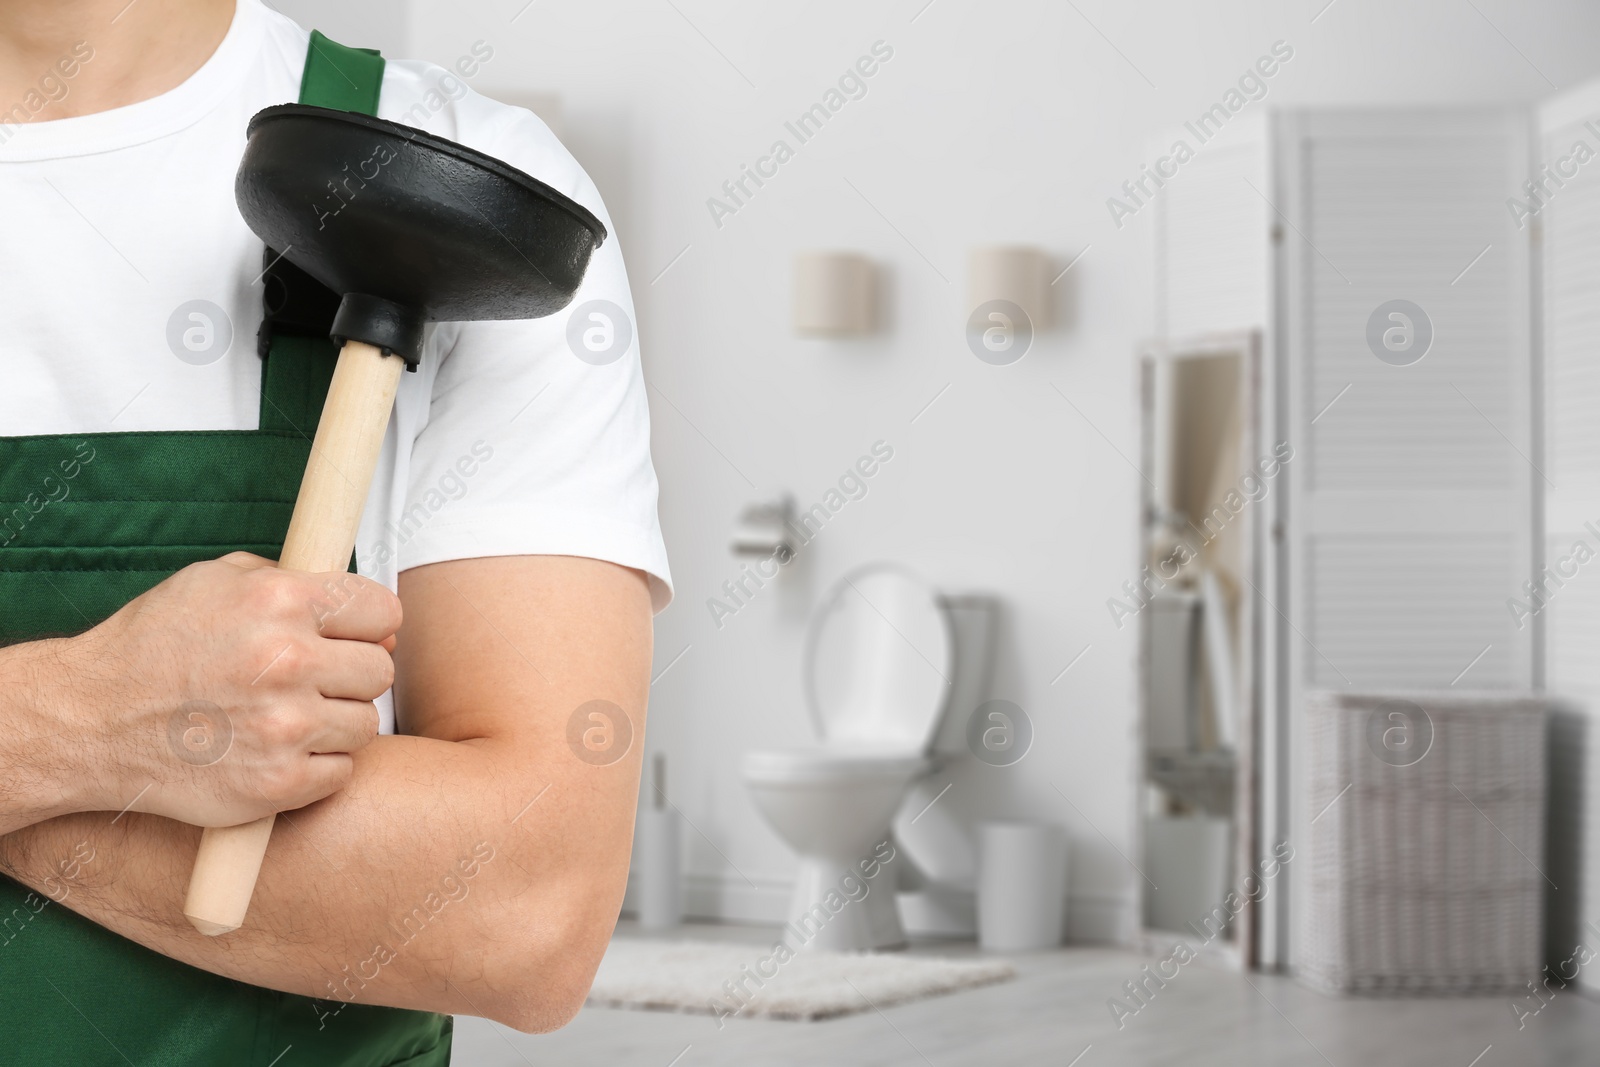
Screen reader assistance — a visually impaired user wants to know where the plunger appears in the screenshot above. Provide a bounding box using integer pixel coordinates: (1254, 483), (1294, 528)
(183, 105), (607, 936)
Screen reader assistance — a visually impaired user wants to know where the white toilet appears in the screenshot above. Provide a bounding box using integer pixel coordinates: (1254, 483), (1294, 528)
(741, 563), (996, 952)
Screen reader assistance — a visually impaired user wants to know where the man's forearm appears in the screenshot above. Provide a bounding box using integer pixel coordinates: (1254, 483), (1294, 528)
(0, 728), (636, 1030)
(0, 638), (101, 837)
(0, 555), (654, 1032)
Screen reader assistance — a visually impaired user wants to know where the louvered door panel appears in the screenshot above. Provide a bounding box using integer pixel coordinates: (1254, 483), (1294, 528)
(1307, 535), (1516, 687)
(1306, 138), (1516, 491)
(1540, 80), (1600, 991)
(1284, 111), (1533, 696)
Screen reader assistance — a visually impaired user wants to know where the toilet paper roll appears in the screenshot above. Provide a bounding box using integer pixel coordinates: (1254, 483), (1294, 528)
(636, 806), (682, 929)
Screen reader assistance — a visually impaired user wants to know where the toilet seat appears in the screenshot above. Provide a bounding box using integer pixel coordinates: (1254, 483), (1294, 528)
(802, 563), (953, 752)
(741, 745), (929, 784)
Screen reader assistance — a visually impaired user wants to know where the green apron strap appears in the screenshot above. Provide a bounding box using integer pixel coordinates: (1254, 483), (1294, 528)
(300, 29), (385, 115)
(259, 31), (386, 435)
(258, 334), (338, 436)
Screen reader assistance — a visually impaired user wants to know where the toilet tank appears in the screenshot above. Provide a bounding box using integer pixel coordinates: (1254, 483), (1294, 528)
(929, 594), (1000, 757)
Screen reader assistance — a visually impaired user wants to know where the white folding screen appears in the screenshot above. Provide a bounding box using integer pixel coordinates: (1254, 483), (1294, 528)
(1539, 79), (1600, 988)
(1275, 109), (1536, 967)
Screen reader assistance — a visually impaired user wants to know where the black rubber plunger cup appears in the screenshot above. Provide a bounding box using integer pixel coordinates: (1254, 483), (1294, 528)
(237, 103), (606, 361)
(183, 105), (608, 937)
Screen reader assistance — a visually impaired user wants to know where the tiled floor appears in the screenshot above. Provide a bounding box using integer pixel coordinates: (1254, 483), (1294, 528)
(451, 921), (1600, 1066)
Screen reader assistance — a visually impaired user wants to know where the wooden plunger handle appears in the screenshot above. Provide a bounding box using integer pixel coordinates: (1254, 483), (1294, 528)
(184, 340), (405, 936)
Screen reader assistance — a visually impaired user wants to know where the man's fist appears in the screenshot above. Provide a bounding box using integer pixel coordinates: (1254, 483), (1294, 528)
(58, 552), (401, 827)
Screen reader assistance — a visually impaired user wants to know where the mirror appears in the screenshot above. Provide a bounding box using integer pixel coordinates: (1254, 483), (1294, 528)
(1136, 330), (1262, 964)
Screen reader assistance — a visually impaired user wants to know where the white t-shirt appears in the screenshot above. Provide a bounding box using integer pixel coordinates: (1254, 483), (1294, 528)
(0, 0), (672, 731)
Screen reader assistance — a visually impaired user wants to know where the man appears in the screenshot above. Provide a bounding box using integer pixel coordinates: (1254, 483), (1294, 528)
(0, 0), (670, 1063)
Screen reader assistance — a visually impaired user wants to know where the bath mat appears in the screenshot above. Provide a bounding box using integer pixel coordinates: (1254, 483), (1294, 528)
(586, 938), (1015, 1021)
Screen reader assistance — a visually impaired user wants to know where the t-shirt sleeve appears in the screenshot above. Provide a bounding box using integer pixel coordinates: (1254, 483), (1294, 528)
(392, 105), (672, 612)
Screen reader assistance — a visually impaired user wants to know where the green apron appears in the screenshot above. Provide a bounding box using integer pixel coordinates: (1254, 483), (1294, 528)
(0, 32), (452, 1067)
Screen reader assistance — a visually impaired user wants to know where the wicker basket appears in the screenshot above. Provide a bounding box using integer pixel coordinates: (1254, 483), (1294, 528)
(1301, 690), (1546, 995)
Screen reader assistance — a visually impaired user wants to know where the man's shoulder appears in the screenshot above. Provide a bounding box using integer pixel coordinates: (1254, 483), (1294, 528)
(252, 9), (594, 220)
(377, 52), (593, 218)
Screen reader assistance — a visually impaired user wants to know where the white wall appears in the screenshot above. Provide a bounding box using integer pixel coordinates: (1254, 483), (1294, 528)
(365, 0), (1600, 942)
(267, 0), (413, 59)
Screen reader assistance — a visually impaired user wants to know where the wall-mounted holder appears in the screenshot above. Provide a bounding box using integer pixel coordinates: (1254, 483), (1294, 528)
(969, 245), (1050, 329)
(793, 252), (877, 337)
(732, 495), (796, 562)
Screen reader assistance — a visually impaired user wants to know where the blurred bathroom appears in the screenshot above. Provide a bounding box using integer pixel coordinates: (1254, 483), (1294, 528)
(268, 1), (1600, 1062)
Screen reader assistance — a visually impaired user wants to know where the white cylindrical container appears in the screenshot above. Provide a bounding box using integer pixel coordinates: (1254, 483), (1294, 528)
(635, 806), (682, 929)
(977, 821), (1067, 951)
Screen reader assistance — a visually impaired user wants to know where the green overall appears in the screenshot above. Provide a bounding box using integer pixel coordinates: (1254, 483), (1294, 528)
(0, 33), (452, 1067)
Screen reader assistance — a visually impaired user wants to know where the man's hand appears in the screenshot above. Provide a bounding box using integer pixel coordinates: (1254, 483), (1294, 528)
(0, 555), (652, 1032)
(22, 551), (397, 829)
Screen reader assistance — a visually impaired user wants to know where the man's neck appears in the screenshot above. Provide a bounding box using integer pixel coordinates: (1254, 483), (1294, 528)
(0, 0), (234, 123)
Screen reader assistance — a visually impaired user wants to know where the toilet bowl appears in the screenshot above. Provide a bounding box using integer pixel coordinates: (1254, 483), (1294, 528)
(741, 564), (996, 952)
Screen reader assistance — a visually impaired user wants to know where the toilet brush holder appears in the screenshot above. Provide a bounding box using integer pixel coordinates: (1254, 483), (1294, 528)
(637, 755), (682, 928)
